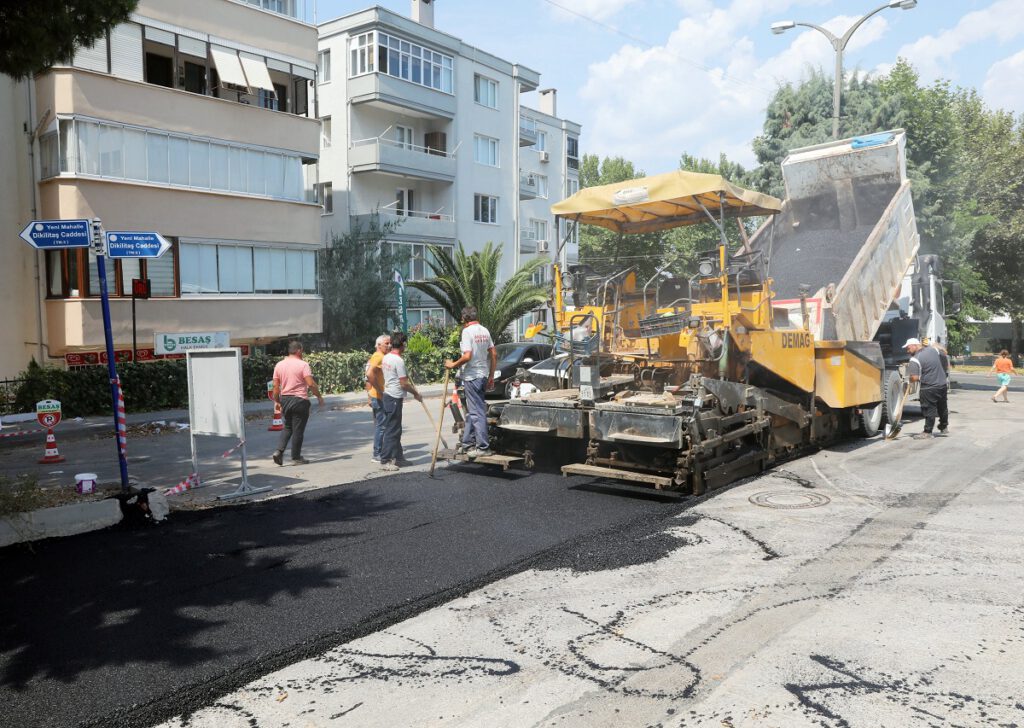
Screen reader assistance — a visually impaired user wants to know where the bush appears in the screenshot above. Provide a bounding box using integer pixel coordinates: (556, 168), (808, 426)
(11, 345), (448, 417)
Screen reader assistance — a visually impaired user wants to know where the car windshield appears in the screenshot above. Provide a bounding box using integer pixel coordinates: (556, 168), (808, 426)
(495, 343), (530, 359)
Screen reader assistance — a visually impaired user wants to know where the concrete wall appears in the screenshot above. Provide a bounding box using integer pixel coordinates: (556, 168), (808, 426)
(0, 76), (45, 377)
(39, 179), (321, 246)
(136, 0), (317, 64)
(46, 296), (321, 351)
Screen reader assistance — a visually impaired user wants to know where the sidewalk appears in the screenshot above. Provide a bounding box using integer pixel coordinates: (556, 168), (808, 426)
(0, 383), (448, 447)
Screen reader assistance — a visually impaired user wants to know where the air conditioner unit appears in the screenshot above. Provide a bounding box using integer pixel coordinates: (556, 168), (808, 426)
(536, 240), (550, 253)
(539, 151), (550, 163)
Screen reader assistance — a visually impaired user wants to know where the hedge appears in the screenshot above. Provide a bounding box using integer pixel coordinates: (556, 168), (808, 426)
(12, 340), (454, 417)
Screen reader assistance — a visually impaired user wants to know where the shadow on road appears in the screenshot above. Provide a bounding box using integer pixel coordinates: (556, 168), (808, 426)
(0, 486), (409, 695)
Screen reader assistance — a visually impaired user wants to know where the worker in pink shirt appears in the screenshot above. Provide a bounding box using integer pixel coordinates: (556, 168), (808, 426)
(271, 340), (324, 465)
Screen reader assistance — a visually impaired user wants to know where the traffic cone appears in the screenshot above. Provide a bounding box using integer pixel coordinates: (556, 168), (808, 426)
(268, 403), (284, 431)
(39, 427), (65, 464)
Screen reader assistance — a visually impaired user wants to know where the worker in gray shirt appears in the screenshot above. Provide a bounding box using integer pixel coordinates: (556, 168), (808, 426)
(903, 337), (949, 439)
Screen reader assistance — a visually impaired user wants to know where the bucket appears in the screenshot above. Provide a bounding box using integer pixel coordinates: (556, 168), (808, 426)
(75, 472), (97, 494)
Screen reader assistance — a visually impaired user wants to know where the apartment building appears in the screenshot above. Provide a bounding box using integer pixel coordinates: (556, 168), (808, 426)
(317, 0), (581, 331)
(0, 0), (322, 377)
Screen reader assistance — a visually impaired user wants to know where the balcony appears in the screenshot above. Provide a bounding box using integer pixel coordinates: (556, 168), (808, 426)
(37, 69), (320, 157)
(350, 137), (457, 182)
(520, 230), (538, 254)
(348, 73), (456, 120)
(519, 118), (538, 147)
(45, 296), (322, 355)
(520, 171), (539, 200)
(352, 209), (455, 242)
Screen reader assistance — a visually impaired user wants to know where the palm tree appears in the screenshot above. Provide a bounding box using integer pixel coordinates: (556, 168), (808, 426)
(407, 242), (549, 337)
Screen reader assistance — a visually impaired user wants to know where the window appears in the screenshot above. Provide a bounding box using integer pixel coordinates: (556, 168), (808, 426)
(566, 177), (579, 197)
(474, 194), (498, 224)
(183, 60), (207, 94)
(534, 131), (547, 152)
(395, 125), (414, 150)
(532, 219), (548, 243)
(473, 134), (499, 167)
(321, 116), (332, 147)
(40, 133), (59, 179)
(57, 117), (307, 201)
(318, 49), (331, 83)
(474, 75), (498, 108)
(349, 31), (453, 93)
(396, 188), (414, 216)
(536, 174), (549, 199)
(319, 182), (333, 214)
(47, 245), (179, 299)
(182, 242), (316, 295)
(567, 135), (579, 170)
(391, 243), (451, 282)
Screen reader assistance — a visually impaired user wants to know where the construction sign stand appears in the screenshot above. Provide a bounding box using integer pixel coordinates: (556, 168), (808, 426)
(186, 348), (271, 501)
(36, 400), (65, 464)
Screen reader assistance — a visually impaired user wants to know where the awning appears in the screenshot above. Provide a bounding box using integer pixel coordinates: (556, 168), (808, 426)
(210, 45), (249, 89)
(551, 170), (782, 235)
(240, 53), (276, 93)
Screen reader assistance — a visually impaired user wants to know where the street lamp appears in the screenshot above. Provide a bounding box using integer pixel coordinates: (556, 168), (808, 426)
(770, 0), (918, 139)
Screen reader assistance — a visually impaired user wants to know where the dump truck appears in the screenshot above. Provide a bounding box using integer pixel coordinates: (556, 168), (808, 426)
(456, 129), (947, 493)
(754, 129), (957, 424)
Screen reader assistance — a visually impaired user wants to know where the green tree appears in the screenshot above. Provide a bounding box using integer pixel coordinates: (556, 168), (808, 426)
(318, 215), (408, 351)
(407, 243), (548, 341)
(0, 0), (138, 78)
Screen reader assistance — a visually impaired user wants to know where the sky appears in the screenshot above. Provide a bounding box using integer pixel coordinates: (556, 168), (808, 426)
(313, 0), (1024, 174)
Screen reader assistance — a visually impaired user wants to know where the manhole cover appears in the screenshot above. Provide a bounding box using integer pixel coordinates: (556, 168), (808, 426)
(749, 490), (831, 509)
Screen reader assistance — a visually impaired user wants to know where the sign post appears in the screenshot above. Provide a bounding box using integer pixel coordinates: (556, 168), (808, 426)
(393, 268), (408, 334)
(91, 219), (131, 491)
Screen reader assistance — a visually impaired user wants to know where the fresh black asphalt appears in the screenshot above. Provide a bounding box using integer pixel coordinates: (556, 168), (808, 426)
(0, 466), (679, 728)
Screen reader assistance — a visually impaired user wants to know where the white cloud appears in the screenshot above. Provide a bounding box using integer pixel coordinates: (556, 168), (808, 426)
(893, 0), (1024, 82)
(983, 49), (1024, 113)
(577, 1), (889, 171)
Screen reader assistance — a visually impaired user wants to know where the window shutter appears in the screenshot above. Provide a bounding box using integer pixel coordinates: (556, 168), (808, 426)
(110, 23), (143, 82)
(73, 35), (108, 73)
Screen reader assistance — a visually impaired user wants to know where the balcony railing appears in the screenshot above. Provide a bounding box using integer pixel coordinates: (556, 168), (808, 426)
(519, 117), (538, 147)
(519, 171), (538, 199)
(350, 135), (458, 181)
(353, 207), (456, 240)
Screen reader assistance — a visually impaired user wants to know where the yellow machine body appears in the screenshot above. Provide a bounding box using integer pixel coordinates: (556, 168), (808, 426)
(813, 341), (884, 409)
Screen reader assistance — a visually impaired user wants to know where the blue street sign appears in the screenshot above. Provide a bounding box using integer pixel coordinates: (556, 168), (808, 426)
(104, 231), (172, 258)
(19, 219), (91, 249)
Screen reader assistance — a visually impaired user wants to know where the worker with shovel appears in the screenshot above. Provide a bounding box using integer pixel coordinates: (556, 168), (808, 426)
(445, 306), (496, 459)
(380, 331), (422, 472)
(904, 337), (949, 440)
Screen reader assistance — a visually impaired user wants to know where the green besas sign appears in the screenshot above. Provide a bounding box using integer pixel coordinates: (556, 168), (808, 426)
(155, 331), (230, 355)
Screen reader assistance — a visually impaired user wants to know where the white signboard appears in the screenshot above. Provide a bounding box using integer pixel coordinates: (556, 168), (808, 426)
(186, 348), (244, 437)
(155, 331), (230, 356)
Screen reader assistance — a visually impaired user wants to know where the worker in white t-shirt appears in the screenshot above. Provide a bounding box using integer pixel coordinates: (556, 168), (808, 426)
(380, 331), (421, 471)
(444, 306), (496, 458)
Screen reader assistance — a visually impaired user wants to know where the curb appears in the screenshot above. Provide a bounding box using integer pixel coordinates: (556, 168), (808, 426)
(0, 499), (122, 548)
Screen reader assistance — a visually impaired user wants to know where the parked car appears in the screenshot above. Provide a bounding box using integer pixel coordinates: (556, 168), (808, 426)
(487, 342), (553, 398)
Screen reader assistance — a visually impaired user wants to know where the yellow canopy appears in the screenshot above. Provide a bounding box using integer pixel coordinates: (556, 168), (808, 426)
(551, 170), (781, 234)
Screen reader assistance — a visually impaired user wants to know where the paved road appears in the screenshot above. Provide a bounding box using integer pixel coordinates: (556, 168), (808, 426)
(0, 464), (675, 728)
(3, 375), (1022, 728)
(152, 382), (1024, 727)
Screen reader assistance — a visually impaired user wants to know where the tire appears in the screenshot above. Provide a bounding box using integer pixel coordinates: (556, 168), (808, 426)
(856, 401), (883, 437)
(504, 380), (515, 400)
(881, 369), (903, 425)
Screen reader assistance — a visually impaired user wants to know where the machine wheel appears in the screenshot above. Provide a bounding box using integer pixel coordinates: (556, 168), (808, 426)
(881, 369), (903, 425)
(855, 402), (883, 437)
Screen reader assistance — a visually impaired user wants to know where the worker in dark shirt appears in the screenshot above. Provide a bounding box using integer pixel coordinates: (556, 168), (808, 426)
(904, 337), (949, 439)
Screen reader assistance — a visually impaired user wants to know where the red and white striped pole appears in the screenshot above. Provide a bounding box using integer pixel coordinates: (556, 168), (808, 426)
(115, 377), (127, 458)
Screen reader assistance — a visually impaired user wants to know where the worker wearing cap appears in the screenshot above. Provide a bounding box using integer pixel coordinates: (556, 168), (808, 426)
(903, 337), (949, 439)
(445, 306), (496, 459)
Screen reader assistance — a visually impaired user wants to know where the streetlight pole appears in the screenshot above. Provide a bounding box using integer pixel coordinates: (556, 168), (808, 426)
(771, 0), (918, 139)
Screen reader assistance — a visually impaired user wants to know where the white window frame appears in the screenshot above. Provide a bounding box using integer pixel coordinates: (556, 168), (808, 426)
(321, 116), (332, 148)
(474, 193), (498, 224)
(349, 31), (453, 94)
(473, 134), (499, 167)
(395, 187), (414, 216)
(320, 181), (333, 214)
(395, 125), (414, 150)
(474, 74), (498, 109)
(318, 49), (331, 83)
(534, 130), (547, 152)
(535, 173), (549, 199)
